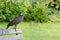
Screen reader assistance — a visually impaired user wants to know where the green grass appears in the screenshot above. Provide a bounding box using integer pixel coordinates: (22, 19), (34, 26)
(0, 22), (60, 40)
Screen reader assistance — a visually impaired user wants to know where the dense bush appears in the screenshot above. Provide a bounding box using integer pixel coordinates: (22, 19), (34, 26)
(32, 2), (47, 22)
(0, 0), (60, 22)
(24, 2), (47, 22)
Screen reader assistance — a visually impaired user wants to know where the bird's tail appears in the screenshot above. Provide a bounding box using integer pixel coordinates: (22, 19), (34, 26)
(6, 25), (9, 29)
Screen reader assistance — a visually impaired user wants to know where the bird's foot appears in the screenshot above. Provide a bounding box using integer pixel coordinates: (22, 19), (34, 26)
(16, 33), (18, 35)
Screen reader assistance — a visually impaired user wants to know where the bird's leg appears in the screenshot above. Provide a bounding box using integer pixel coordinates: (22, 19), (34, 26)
(15, 25), (17, 32)
(15, 25), (18, 35)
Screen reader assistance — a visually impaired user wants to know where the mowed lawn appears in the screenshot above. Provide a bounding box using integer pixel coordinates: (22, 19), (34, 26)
(0, 22), (60, 40)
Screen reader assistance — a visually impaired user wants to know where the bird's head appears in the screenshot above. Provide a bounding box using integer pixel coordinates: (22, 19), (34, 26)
(20, 13), (24, 16)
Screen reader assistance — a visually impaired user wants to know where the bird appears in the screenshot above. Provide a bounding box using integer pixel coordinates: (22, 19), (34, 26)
(6, 13), (24, 35)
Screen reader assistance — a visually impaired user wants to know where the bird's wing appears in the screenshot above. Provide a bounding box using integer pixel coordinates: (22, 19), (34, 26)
(8, 17), (18, 26)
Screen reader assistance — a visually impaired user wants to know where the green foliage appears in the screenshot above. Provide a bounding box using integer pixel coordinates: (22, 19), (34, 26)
(0, 0), (24, 22)
(0, 0), (60, 22)
(33, 2), (47, 22)
(24, 2), (47, 22)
